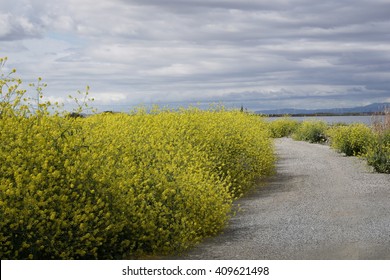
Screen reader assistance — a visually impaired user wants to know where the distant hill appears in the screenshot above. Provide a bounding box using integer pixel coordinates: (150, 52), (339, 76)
(256, 102), (390, 116)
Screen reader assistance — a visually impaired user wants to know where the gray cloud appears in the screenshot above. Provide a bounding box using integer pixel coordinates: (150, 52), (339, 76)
(1, 0), (389, 112)
(0, 13), (43, 41)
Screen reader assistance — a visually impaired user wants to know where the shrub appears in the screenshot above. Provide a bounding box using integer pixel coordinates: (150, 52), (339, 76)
(367, 108), (390, 173)
(178, 110), (275, 197)
(0, 110), (275, 259)
(365, 130), (390, 173)
(327, 123), (375, 156)
(0, 115), (147, 259)
(1, 59), (275, 259)
(268, 117), (299, 138)
(292, 120), (328, 143)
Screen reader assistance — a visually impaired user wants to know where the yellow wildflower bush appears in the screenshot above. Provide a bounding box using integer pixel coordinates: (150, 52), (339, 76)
(1, 59), (275, 259)
(365, 130), (390, 173)
(327, 123), (375, 156)
(1, 115), (133, 259)
(268, 117), (299, 138)
(292, 120), (328, 143)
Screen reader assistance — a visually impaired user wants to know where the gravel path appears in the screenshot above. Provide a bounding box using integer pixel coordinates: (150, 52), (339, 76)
(178, 138), (390, 259)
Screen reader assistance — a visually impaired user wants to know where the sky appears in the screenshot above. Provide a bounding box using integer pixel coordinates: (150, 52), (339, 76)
(1, 0), (390, 112)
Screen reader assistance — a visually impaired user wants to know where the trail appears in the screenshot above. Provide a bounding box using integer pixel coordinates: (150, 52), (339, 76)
(178, 138), (390, 259)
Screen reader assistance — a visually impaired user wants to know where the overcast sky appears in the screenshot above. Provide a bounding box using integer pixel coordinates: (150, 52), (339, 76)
(1, 0), (390, 112)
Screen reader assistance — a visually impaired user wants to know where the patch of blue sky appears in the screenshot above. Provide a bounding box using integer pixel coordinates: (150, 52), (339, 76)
(47, 31), (85, 47)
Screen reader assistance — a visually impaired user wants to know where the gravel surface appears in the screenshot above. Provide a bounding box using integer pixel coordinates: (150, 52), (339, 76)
(177, 138), (390, 259)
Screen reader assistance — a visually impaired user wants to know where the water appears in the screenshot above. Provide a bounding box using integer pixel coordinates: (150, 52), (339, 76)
(267, 115), (380, 125)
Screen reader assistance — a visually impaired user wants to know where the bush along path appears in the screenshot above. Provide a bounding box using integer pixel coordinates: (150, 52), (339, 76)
(1, 58), (275, 259)
(178, 138), (390, 259)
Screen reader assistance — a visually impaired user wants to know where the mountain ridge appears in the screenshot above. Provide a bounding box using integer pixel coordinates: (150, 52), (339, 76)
(256, 102), (390, 115)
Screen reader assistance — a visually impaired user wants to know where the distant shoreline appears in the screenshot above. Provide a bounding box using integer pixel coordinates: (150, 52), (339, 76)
(255, 102), (389, 117)
(261, 112), (385, 117)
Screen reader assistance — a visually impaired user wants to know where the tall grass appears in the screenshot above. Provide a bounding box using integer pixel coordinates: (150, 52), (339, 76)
(371, 108), (390, 134)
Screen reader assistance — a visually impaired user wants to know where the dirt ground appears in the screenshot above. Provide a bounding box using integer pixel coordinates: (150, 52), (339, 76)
(177, 138), (390, 259)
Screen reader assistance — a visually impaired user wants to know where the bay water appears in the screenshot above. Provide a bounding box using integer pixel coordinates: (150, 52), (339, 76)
(267, 115), (380, 125)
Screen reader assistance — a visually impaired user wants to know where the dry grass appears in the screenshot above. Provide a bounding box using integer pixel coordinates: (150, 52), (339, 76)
(371, 107), (390, 134)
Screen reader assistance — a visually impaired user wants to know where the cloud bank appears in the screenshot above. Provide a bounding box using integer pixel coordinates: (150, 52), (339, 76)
(1, 0), (390, 111)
